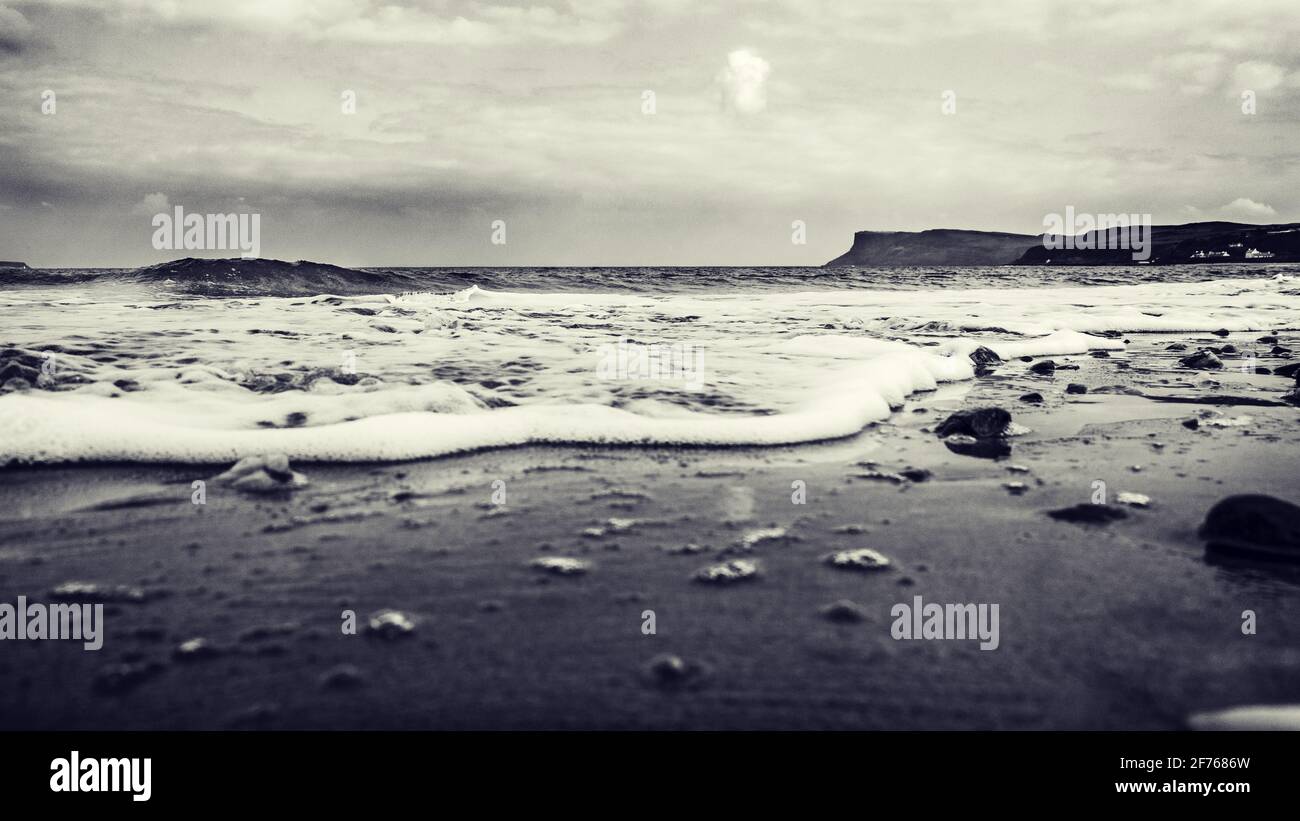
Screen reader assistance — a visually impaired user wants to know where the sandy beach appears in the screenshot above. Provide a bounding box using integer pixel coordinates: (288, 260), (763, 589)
(3, 331), (1298, 730)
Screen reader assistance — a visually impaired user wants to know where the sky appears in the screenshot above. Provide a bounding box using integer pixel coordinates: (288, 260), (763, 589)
(0, 0), (1297, 267)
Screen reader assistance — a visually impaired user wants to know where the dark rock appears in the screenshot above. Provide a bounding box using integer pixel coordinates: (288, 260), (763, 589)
(1273, 363), (1300, 379)
(1283, 388), (1300, 406)
(1090, 350), (1111, 358)
(899, 467), (933, 482)
(1166, 343), (1188, 352)
(1256, 367), (1273, 375)
(819, 600), (867, 623)
(319, 664), (366, 690)
(1221, 344), (1237, 354)
(1258, 335), (1278, 344)
(1046, 504), (1128, 525)
(1029, 360), (1057, 375)
(1200, 494), (1300, 561)
(1182, 418), (1199, 430)
(1019, 392), (1044, 404)
(934, 407), (1011, 438)
(1180, 350), (1223, 370)
(1272, 346), (1291, 355)
(1212, 328), (1230, 337)
(1065, 383), (1088, 394)
(642, 653), (708, 690)
(969, 346), (1001, 375)
(943, 435), (1011, 460)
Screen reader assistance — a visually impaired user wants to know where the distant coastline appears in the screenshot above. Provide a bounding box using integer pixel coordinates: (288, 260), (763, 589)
(825, 221), (1300, 266)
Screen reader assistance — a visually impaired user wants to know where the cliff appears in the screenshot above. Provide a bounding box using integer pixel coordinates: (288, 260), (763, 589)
(824, 229), (1038, 267)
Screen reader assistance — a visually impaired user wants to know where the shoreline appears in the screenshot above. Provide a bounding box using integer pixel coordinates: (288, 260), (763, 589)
(2, 332), (1298, 730)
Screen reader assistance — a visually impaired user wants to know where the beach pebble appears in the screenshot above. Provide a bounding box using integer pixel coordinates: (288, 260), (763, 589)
(365, 609), (417, 639)
(663, 542), (708, 554)
(1257, 335), (1279, 344)
(50, 581), (153, 603)
(1166, 343), (1188, 351)
(1019, 392), (1044, 404)
(216, 454), (309, 493)
(1187, 705), (1300, 731)
(1182, 418), (1199, 430)
(943, 435), (1011, 459)
(642, 653), (707, 689)
(1029, 359), (1057, 375)
(1065, 383), (1087, 394)
(319, 664), (366, 691)
(173, 637), (221, 661)
(1116, 492), (1151, 508)
(1212, 328), (1230, 337)
(1273, 362), (1300, 379)
(823, 548), (892, 571)
(692, 559), (760, 585)
(968, 346), (1002, 367)
(934, 407), (1011, 438)
(1179, 350), (1223, 370)
(1199, 494), (1300, 561)
(819, 600), (867, 623)
(832, 523), (870, 534)
(530, 556), (592, 576)
(1046, 504), (1127, 525)
(969, 346), (1001, 375)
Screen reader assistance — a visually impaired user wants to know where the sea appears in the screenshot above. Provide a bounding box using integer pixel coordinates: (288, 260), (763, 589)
(2, 264), (1298, 464)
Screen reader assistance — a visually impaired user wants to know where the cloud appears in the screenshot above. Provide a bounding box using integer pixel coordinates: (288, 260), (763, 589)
(0, 4), (34, 54)
(1219, 197), (1277, 220)
(41, 0), (624, 46)
(1184, 198), (1278, 222)
(132, 192), (169, 214)
(717, 49), (770, 114)
(1233, 60), (1286, 91)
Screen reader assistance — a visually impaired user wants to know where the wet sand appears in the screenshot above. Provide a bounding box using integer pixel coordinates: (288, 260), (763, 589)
(2, 332), (1299, 730)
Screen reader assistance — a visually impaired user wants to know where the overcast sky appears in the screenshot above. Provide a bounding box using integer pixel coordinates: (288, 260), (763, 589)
(1, 0), (1297, 267)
